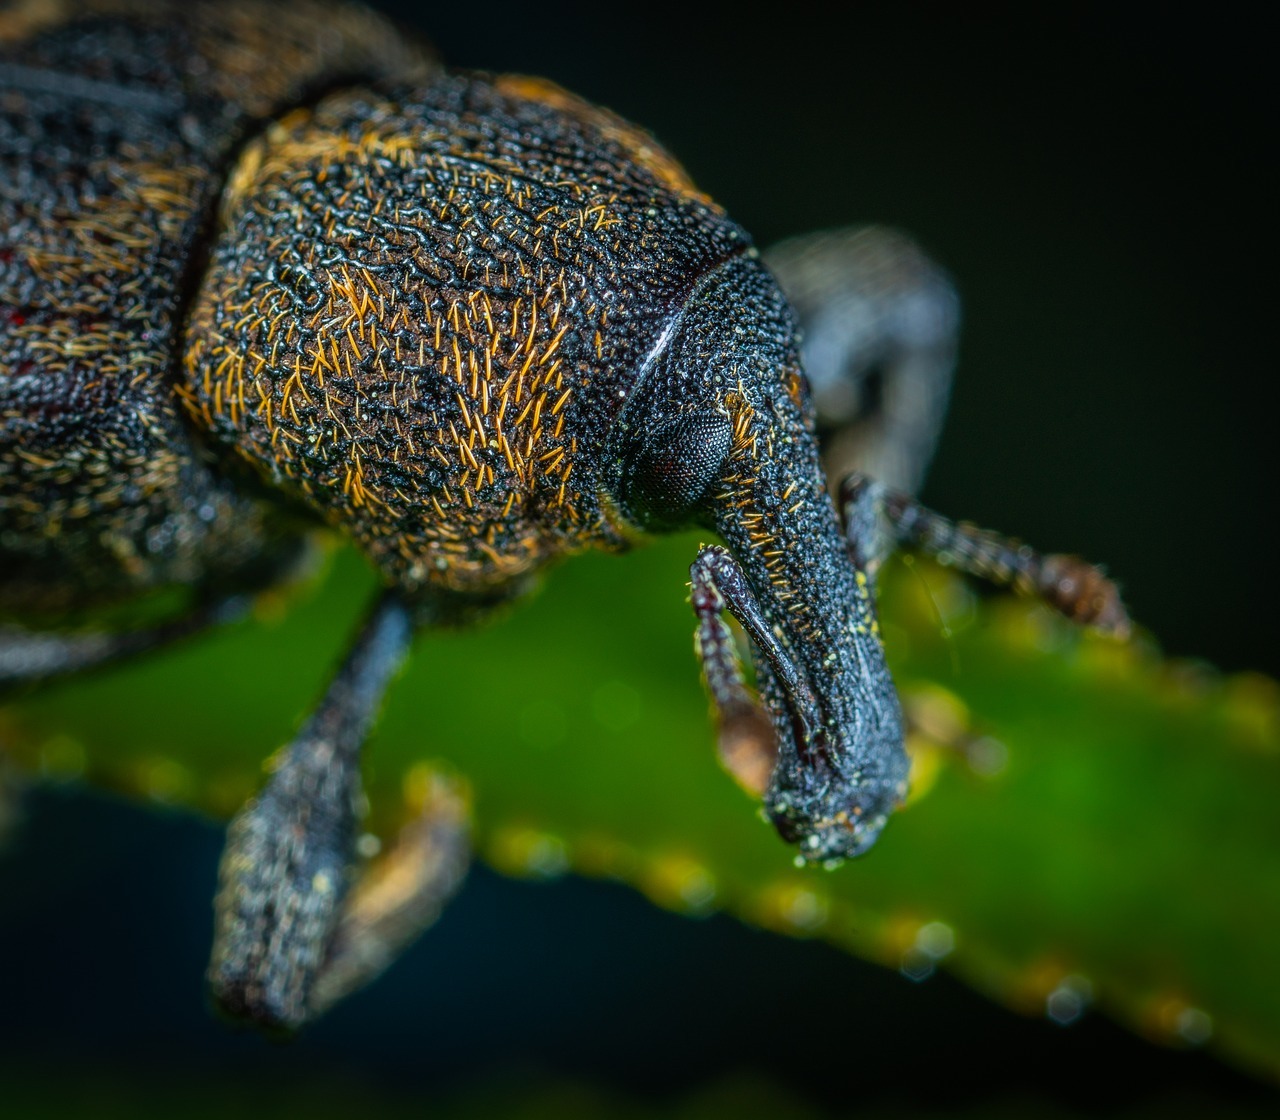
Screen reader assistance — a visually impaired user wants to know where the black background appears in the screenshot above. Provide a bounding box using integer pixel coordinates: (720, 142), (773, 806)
(1, 3), (1275, 1114)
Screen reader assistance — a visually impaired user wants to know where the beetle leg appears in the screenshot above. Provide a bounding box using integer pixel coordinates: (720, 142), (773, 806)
(690, 544), (821, 796)
(0, 595), (251, 693)
(840, 473), (1130, 635)
(307, 767), (469, 1019)
(208, 589), (468, 1032)
(764, 226), (959, 495)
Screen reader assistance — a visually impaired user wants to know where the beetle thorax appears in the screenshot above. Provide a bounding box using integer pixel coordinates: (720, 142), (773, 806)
(181, 73), (749, 595)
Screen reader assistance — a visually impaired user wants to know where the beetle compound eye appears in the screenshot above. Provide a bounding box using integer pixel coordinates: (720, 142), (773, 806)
(620, 413), (733, 529)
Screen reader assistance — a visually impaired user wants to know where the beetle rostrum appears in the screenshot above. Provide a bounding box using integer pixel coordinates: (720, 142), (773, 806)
(0, 0), (1128, 1031)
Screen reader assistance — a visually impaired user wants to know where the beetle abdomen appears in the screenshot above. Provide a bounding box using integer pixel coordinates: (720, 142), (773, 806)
(0, 0), (431, 614)
(182, 72), (752, 595)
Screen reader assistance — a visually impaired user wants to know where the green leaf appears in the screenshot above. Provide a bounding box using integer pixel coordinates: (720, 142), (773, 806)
(3, 538), (1278, 1080)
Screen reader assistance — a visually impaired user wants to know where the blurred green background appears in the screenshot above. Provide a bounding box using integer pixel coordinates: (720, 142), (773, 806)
(1, 3), (1275, 1116)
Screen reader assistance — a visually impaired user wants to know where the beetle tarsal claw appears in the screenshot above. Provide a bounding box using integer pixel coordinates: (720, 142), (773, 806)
(1037, 554), (1131, 638)
(691, 544), (821, 802)
(844, 479), (1134, 640)
(308, 770), (471, 1019)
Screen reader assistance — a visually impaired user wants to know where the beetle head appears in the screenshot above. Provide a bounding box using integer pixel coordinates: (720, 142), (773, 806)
(605, 253), (909, 864)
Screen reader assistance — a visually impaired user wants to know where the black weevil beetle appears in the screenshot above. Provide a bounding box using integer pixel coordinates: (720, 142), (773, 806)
(0, 0), (1127, 1032)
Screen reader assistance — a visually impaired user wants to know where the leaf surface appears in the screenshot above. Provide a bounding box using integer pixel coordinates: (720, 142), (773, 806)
(4, 538), (1277, 1078)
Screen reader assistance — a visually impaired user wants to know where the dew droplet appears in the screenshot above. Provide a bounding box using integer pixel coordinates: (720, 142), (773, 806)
(487, 825), (569, 879)
(782, 887), (828, 932)
(1045, 974), (1093, 1026)
(966, 735), (1009, 777)
(641, 854), (718, 915)
(140, 757), (192, 804)
(1175, 1006), (1213, 1046)
(899, 920), (955, 981)
(899, 948), (935, 982)
(915, 920), (955, 960)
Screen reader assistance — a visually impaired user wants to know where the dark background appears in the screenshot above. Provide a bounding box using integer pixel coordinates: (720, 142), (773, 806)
(1, 3), (1275, 1114)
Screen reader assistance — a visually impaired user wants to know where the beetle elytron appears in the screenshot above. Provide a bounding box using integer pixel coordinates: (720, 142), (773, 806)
(0, 0), (1127, 1031)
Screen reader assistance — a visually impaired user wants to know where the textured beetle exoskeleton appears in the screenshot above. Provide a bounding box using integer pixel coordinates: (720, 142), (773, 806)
(0, 0), (431, 616)
(181, 73), (753, 594)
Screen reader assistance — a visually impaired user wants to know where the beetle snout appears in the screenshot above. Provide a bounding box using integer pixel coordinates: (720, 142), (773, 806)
(756, 665), (909, 863)
(768, 756), (906, 862)
(707, 399), (912, 866)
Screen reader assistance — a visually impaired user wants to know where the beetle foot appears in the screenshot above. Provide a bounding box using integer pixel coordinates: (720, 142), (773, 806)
(840, 472), (1131, 636)
(690, 546), (787, 797)
(1035, 553), (1130, 637)
(208, 734), (359, 1034)
(764, 225), (959, 496)
(207, 591), (415, 1033)
(690, 545), (825, 802)
(308, 767), (470, 1018)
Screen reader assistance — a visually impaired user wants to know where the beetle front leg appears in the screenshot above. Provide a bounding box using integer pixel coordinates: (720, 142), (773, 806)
(840, 473), (1130, 635)
(207, 590), (468, 1032)
(764, 226), (960, 495)
(690, 545), (820, 797)
(307, 767), (469, 1019)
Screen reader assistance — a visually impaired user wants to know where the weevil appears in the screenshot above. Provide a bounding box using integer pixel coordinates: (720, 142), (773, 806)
(0, 0), (1127, 1032)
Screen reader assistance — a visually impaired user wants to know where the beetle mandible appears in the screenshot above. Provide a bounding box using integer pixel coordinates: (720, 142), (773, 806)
(0, 0), (1128, 1032)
